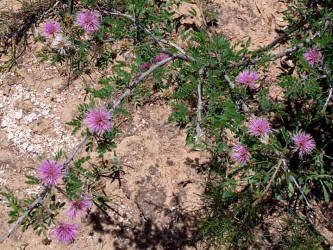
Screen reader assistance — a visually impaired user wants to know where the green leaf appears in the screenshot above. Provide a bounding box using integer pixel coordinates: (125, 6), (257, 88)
(25, 175), (40, 185)
(288, 181), (294, 198)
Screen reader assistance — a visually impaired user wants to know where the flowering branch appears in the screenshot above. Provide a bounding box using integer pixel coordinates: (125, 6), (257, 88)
(0, 50), (182, 245)
(223, 73), (312, 208)
(0, 133), (89, 244)
(228, 18), (331, 69)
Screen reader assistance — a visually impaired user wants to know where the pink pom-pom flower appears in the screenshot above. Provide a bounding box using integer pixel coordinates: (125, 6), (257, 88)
(37, 160), (65, 187)
(66, 194), (91, 219)
(42, 21), (61, 38)
(248, 118), (272, 138)
(154, 53), (168, 63)
(232, 144), (250, 165)
(236, 70), (260, 89)
(76, 10), (100, 34)
(51, 222), (79, 243)
(292, 132), (315, 157)
(84, 107), (111, 136)
(140, 63), (151, 70)
(304, 49), (322, 66)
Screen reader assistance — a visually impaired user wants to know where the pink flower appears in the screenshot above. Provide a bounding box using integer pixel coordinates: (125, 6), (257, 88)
(236, 70), (260, 89)
(76, 10), (100, 34)
(232, 144), (250, 165)
(67, 194), (91, 219)
(140, 63), (151, 70)
(37, 160), (64, 187)
(51, 222), (78, 243)
(304, 49), (322, 66)
(154, 53), (168, 63)
(292, 132), (315, 157)
(42, 21), (61, 38)
(248, 118), (271, 137)
(84, 107), (111, 136)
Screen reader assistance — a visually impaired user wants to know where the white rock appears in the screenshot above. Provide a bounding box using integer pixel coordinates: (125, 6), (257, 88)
(15, 110), (23, 120)
(1, 119), (7, 128)
(27, 145), (33, 152)
(7, 132), (14, 140)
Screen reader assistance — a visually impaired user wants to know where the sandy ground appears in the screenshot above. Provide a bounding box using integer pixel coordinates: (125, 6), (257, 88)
(0, 0), (290, 249)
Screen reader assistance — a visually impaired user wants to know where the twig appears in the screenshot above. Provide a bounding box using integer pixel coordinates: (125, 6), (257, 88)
(278, 200), (333, 245)
(223, 74), (253, 115)
(160, 39), (186, 54)
(322, 87), (332, 113)
(108, 55), (176, 110)
(195, 67), (205, 144)
(252, 160), (281, 207)
(100, 9), (165, 50)
(99, 8), (191, 56)
(280, 157), (310, 207)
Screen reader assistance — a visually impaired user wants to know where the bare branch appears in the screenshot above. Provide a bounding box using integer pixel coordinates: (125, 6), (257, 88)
(224, 74), (253, 116)
(252, 160), (281, 207)
(195, 67), (205, 144)
(100, 9), (166, 50)
(322, 87), (332, 113)
(109, 55), (177, 110)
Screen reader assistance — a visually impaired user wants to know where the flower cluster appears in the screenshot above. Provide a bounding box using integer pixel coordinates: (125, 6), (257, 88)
(42, 10), (101, 55)
(232, 144), (250, 165)
(84, 107), (112, 136)
(42, 20), (71, 55)
(140, 53), (169, 71)
(236, 70), (260, 89)
(42, 21), (61, 38)
(49, 193), (91, 243)
(37, 160), (64, 187)
(292, 132), (315, 157)
(51, 222), (79, 243)
(248, 118), (271, 138)
(36, 159), (91, 243)
(76, 10), (100, 34)
(67, 194), (91, 219)
(304, 49), (322, 66)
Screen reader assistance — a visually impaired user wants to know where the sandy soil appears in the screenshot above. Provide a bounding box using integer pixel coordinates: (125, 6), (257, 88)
(0, 0), (290, 249)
